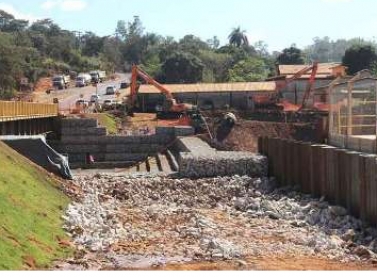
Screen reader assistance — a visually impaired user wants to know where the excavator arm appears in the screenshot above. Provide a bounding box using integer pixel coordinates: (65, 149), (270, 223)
(128, 64), (195, 114)
(300, 62), (319, 109)
(275, 62), (319, 111)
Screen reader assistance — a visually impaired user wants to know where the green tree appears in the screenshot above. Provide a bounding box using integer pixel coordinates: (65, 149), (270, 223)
(179, 35), (209, 55)
(277, 46), (305, 65)
(199, 50), (232, 82)
(160, 51), (204, 83)
(81, 32), (104, 57)
(228, 27), (249, 47)
(229, 57), (268, 82)
(342, 44), (377, 75)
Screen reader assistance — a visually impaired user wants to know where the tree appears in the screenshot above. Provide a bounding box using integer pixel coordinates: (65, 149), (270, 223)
(228, 27), (249, 47)
(81, 32), (104, 57)
(207, 36), (220, 49)
(199, 50), (232, 82)
(229, 57), (268, 82)
(342, 44), (377, 75)
(277, 46), (305, 65)
(254, 41), (269, 58)
(160, 51), (204, 83)
(179, 35), (209, 55)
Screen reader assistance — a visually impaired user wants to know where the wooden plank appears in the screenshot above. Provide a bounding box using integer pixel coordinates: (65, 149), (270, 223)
(292, 141), (301, 188)
(347, 151), (361, 217)
(266, 137), (275, 177)
(286, 140), (294, 187)
(280, 139), (287, 186)
(310, 145), (322, 197)
(335, 149), (348, 207)
(277, 139), (285, 186)
(359, 154), (369, 221)
(365, 156), (377, 226)
(326, 147), (337, 204)
(258, 137), (264, 155)
(301, 142), (312, 194)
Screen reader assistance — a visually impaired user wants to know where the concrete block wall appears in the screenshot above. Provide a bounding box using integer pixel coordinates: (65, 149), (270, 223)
(50, 118), (187, 168)
(175, 136), (268, 178)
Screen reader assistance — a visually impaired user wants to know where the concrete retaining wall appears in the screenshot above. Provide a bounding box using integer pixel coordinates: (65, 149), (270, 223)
(51, 118), (193, 168)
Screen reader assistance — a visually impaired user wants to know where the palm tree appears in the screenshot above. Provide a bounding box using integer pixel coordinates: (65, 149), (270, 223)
(228, 27), (249, 47)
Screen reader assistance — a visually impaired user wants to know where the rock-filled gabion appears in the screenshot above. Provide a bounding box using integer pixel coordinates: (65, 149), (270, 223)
(59, 175), (377, 270)
(178, 152), (268, 178)
(175, 136), (268, 178)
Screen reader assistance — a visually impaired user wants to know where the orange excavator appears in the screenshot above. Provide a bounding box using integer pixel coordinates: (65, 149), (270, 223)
(276, 62), (319, 112)
(126, 65), (205, 128)
(127, 65), (197, 117)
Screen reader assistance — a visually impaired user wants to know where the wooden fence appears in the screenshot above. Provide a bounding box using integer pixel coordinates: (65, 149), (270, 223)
(0, 101), (58, 122)
(258, 137), (377, 226)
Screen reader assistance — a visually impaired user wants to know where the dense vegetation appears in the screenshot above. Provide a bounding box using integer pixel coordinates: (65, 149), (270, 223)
(1, 10), (377, 99)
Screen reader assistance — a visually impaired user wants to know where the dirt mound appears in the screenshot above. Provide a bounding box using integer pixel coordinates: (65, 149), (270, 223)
(34, 77), (52, 93)
(222, 119), (318, 152)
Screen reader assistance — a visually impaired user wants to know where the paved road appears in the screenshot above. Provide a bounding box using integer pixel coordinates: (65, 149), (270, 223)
(59, 73), (131, 111)
(34, 73), (130, 111)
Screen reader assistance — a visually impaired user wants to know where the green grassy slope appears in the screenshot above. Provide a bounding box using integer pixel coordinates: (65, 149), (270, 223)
(85, 113), (119, 134)
(0, 141), (71, 270)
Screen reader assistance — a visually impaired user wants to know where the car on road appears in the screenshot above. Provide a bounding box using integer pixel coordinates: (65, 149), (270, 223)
(120, 81), (129, 89)
(105, 85), (118, 95)
(76, 73), (91, 87)
(90, 94), (101, 103)
(75, 77), (87, 87)
(103, 99), (116, 107)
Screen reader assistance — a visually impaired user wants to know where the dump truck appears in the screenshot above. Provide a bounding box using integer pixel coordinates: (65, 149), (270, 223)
(52, 75), (70, 90)
(90, 70), (107, 83)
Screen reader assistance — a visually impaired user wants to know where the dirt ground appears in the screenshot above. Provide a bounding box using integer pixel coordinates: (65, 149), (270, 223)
(222, 118), (320, 153)
(138, 257), (377, 271)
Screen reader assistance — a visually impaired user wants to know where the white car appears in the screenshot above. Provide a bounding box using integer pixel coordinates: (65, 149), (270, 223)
(106, 86), (118, 95)
(90, 94), (101, 103)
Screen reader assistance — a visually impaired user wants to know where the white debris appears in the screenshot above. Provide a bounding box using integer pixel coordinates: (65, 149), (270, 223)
(58, 175), (377, 269)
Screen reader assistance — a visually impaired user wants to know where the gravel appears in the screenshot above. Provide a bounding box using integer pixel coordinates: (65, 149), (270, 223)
(56, 175), (377, 270)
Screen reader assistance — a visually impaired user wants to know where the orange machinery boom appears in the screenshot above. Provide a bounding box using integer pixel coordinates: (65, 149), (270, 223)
(275, 62), (319, 111)
(129, 65), (194, 113)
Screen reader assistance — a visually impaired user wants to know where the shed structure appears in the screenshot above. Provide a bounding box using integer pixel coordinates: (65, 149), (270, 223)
(128, 82), (277, 112)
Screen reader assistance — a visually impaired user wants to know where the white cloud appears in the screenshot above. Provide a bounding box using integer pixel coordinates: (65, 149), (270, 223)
(41, 0), (59, 10)
(60, 0), (87, 11)
(40, 0), (87, 12)
(0, 3), (39, 22)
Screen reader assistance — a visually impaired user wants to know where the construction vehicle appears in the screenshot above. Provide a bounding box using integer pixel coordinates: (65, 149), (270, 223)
(253, 62), (319, 112)
(52, 75), (70, 90)
(127, 65), (238, 138)
(90, 70), (107, 83)
(127, 65), (199, 122)
(214, 112), (237, 143)
(277, 62), (319, 112)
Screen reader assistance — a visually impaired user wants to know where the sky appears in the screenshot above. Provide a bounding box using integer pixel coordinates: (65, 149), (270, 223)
(0, 0), (376, 52)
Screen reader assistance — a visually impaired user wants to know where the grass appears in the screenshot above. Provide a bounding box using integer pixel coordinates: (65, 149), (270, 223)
(0, 141), (72, 270)
(85, 113), (119, 134)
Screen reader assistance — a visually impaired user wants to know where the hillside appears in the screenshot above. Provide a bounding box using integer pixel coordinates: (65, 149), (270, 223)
(0, 141), (71, 270)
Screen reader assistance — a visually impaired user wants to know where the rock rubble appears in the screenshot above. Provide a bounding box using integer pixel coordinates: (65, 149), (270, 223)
(57, 175), (377, 270)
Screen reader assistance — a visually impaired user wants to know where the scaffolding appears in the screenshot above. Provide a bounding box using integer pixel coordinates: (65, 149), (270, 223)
(329, 73), (377, 153)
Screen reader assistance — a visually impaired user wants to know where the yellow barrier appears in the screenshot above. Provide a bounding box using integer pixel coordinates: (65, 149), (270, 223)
(0, 101), (58, 121)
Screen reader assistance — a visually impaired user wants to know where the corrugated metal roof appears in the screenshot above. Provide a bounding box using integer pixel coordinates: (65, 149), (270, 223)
(132, 82), (276, 94)
(278, 63), (344, 76)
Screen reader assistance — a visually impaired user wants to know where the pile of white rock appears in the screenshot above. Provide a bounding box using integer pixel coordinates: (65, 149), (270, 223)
(61, 175), (377, 269)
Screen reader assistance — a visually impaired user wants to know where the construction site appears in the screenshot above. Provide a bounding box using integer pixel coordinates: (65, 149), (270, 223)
(2, 60), (377, 271)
